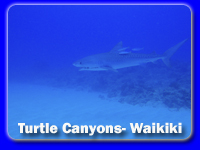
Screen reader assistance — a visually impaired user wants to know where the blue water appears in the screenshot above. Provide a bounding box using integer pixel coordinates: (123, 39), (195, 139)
(8, 5), (191, 140)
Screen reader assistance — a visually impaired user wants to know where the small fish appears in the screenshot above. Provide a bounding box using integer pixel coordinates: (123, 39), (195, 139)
(119, 51), (131, 55)
(132, 47), (144, 51)
(118, 47), (129, 51)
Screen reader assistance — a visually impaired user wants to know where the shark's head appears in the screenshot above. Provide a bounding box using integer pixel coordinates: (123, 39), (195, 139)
(73, 56), (105, 71)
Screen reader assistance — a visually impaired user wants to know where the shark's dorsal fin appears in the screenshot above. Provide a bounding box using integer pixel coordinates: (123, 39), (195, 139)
(110, 41), (123, 53)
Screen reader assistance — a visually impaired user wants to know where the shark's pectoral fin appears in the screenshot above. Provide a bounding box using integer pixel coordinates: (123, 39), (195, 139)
(101, 66), (118, 72)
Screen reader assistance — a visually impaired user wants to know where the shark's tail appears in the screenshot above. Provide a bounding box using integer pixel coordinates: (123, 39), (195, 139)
(162, 39), (188, 67)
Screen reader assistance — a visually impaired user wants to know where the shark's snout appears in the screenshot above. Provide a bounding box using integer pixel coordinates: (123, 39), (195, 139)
(73, 63), (79, 67)
(73, 61), (82, 67)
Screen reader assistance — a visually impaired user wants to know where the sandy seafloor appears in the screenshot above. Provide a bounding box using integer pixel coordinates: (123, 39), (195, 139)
(8, 81), (191, 140)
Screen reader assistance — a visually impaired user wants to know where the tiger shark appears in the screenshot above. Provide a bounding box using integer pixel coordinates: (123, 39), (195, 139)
(73, 39), (187, 72)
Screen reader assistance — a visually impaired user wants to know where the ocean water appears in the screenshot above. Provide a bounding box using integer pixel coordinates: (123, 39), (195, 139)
(8, 5), (191, 140)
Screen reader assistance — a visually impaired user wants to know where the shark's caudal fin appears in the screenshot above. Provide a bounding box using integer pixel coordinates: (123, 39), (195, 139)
(162, 39), (188, 67)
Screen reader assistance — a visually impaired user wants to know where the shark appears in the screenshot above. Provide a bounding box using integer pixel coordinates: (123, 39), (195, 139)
(73, 39), (187, 72)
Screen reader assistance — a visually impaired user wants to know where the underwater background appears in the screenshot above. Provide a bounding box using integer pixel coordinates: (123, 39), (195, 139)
(8, 5), (191, 139)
